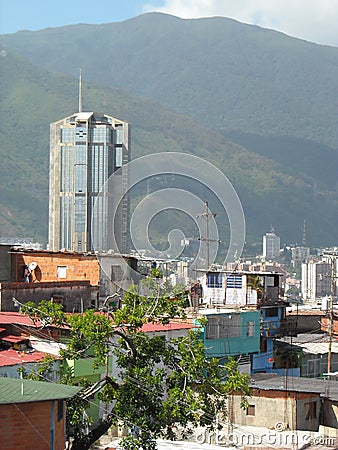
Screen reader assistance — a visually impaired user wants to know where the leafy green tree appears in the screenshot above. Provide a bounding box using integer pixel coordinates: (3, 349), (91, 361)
(21, 292), (251, 450)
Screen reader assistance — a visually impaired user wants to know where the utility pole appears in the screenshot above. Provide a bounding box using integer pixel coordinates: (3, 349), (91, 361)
(197, 201), (220, 270)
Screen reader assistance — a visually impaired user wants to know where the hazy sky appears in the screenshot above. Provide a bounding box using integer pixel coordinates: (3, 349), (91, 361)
(1, 0), (337, 47)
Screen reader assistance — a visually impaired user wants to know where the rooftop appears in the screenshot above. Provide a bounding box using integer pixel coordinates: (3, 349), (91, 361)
(276, 334), (338, 354)
(250, 373), (338, 401)
(0, 311), (42, 327)
(0, 348), (48, 367)
(141, 322), (195, 333)
(287, 309), (324, 316)
(0, 377), (81, 404)
(0, 311), (69, 329)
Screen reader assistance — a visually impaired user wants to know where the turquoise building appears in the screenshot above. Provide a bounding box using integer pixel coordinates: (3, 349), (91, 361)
(197, 309), (261, 365)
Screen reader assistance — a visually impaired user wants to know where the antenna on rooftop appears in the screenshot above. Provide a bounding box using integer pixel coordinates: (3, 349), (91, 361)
(302, 219), (307, 246)
(197, 201), (221, 270)
(79, 69), (82, 113)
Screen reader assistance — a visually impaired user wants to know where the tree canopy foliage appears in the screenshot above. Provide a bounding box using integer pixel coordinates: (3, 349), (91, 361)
(21, 288), (251, 450)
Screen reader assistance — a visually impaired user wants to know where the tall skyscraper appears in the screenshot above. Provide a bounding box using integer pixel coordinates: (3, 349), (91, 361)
(48, 111), (130, 253)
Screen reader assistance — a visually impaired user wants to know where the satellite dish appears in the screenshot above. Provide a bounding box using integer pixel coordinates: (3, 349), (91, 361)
(28, 262), (37, 271)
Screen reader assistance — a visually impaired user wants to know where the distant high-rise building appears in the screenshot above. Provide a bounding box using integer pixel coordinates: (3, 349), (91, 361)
(301, 259), (331, 303)
(262, 227), (280, 260)
(291, 246), (310, 268)
(48, 111), (130, 253)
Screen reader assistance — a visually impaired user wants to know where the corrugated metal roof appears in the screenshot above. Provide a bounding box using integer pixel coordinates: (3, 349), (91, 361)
(1, 335), (28, 343)
(287, 309), (324, 316)
(141, 322), (195, 332)
(0, 312), (41, 327)
(0, 348), (52, 367)
(276, 334), (338, 354)
(250, 373), (338, 401)
(0, 377), (81, 404)
(0, 312), (69, 329)
(300, 342), (338, 354)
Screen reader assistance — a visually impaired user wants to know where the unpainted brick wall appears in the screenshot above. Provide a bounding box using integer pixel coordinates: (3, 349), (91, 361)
(12, 252), (100, 285)
(0, 400), (66, 450)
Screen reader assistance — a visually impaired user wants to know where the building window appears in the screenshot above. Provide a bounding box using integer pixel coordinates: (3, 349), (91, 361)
(305, 401), (316, 421)
(115, 124), (123, 144)
(206, 315), (241, 339)
(307, 359), (320, 378)
(115, 146), (123, 167)
(207, 272), (222, 288)
(58, 399), (64, 421)
(75, 126), (87, 141)
(226, 274), (242, 289)
(246, 405), (256, 416)
(57, 266), (67, 278)
(61, 128), (74, 143)
(260, 337), (267, 353)
(264, 307), (279, 318)
(246, 321), (255, 337)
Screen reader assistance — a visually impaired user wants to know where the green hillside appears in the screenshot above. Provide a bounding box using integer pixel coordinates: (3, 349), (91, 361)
(0, 49), (337, 248)
(2, 13), (337, 149)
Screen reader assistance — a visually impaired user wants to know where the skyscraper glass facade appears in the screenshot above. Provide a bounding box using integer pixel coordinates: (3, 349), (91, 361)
(49, 112), (130, 253)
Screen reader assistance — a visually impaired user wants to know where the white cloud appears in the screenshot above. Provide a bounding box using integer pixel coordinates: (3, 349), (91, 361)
(142, 0), (338, 46)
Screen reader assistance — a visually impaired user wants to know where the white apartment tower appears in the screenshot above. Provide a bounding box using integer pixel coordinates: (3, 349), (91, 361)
(301, 259), (331, 303)
(263, 228), (280, 260)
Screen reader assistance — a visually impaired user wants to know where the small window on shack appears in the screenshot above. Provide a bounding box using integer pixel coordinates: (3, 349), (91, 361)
(305, 401), (317, 421)
(57, 266), (67, 278)
(246, 405), (256, 416)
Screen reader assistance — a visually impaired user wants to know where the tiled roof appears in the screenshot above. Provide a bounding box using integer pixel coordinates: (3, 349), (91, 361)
(0, 377), (81, 404)
(0, 348), (48, 367)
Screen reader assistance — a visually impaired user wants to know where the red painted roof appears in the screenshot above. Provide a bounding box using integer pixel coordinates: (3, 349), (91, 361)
(1, 335), (28, 343)
(0, 348), (48, 367)
(141, 322), (195, 332)
(0, 312), (41, 327)
(0, 312), (69, 329)
(0, 312), (194, 333)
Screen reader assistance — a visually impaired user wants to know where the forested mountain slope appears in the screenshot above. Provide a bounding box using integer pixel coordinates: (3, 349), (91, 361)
(0, 14), (337, 247)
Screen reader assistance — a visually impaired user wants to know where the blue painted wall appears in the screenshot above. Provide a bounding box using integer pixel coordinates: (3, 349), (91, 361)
(199, 310), (260, 358)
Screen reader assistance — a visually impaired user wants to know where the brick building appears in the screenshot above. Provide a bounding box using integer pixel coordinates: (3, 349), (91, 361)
(0, 246), (100, 312)
(10, 248), (100, 285)
(0, 377), (81, 450)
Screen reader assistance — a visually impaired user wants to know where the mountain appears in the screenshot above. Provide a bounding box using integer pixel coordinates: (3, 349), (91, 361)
(0, 14), (337, 248)
(2, 13), (337, 150)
